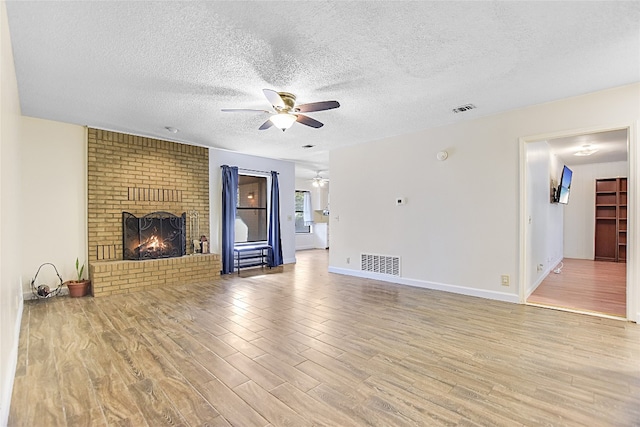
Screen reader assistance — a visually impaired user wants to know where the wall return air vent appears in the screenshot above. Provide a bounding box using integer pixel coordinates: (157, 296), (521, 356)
(361, 253), (401, 276)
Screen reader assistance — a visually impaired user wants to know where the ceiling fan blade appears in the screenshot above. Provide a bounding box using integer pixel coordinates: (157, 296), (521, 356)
(296, 101), (340, 113)
(258, 120), (274, 130)
(221, 108), (270, 113)
(296, 114), (324, 128)
(262, 89), (285, 109)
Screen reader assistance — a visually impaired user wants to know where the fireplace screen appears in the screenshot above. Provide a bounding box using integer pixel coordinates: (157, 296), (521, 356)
(123, 211), (186, 260)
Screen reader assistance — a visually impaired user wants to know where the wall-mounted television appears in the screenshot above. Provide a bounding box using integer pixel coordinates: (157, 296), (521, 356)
(555, 165), (573, 204)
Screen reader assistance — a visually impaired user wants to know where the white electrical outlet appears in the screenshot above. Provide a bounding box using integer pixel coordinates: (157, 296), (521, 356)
(501, 275), (510, 286)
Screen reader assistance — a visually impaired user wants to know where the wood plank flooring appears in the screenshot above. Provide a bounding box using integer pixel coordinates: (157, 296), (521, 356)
(10, 250), (640, 426)
(527, 258), (626, 317)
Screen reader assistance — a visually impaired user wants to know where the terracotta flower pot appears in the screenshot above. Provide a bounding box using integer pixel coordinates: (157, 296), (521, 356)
(66, 280), (91, 297)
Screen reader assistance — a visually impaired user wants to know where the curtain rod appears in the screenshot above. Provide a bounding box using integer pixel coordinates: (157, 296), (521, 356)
(220, 166), (278, 175)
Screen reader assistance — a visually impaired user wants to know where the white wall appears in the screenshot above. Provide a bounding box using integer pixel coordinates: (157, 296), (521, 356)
(209, 148), (296, 264)
(330, 83), (639, 307)
(20, 117), (86, 297)
(525, 141), (563, 295)
(0, 1), (24, 422)
(564, 161), (628, 259)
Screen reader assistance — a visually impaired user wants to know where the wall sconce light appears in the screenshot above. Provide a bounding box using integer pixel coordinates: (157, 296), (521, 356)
(247, 192), (254, 199)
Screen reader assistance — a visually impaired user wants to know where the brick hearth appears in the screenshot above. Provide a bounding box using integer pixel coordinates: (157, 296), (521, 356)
(90, 254), (221, 297)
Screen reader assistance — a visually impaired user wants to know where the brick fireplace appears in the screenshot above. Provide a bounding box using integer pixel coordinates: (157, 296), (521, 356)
(87, 129), (220, 297)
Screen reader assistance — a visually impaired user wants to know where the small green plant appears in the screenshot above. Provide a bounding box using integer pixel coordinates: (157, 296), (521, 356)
(75, 257), (85, 282)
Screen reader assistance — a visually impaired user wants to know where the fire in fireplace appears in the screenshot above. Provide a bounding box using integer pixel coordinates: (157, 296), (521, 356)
(122, 211), (186, 260)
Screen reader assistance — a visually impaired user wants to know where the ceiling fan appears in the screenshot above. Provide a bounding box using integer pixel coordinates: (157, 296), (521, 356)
(222, 89), (340, 132)
(311, 172), (329, 187)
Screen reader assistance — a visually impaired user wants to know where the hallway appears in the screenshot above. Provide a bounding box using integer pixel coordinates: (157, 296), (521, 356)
(527, 258), (626, 317)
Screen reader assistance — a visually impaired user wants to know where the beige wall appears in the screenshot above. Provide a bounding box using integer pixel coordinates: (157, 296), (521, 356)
(1, 1), (24, 422)
(20, 117), (86, 295)
(330, 84), (639, 316)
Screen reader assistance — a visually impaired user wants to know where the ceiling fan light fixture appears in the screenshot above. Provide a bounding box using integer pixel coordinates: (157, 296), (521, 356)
(223, 89), (337, 131)
(312, 173), (326, 187)
(270, 113), (296, 131)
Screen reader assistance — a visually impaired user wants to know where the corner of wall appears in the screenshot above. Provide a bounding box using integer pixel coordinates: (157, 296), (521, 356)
(0, 295), (23, 426)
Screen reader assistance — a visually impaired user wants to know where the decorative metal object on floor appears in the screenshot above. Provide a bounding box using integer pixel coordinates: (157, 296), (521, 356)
(30, 263), (63, 299)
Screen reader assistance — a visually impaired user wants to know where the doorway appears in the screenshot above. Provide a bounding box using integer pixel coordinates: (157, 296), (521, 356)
(294, 178), (330, 253)
(519, 126), (635, 319)
(528, 258), (626, 317)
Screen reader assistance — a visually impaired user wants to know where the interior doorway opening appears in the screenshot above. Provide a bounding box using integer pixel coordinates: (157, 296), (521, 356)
(520, 126), (633, 319)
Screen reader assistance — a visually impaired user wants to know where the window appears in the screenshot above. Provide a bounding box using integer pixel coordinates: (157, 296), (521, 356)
(236, 175), (268, 242)
(295, 190), (310, 233)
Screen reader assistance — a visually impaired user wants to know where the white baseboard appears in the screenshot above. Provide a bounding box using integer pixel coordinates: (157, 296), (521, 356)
(283, 257), (296, 265)
(294, 245), (316, 251)
(328, 267), (519, 304)
(1, 297), (23, 427)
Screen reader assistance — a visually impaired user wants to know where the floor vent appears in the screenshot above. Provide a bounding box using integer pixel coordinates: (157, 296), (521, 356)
(361, 254), (400, 276)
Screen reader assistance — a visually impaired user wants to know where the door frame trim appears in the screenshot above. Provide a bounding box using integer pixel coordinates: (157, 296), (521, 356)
(518, 122), (638, 321)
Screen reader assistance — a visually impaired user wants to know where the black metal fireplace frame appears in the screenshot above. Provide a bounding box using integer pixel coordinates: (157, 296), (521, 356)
(122, 211), (186, 260)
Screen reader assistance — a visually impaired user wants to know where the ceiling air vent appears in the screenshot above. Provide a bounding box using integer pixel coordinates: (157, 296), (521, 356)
(452, 104), (476, 114)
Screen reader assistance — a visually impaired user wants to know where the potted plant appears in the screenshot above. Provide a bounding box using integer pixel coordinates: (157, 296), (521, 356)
(65, 258), (91, 297)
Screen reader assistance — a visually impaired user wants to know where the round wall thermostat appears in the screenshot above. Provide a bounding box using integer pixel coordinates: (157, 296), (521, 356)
(436, 151), (448, 161)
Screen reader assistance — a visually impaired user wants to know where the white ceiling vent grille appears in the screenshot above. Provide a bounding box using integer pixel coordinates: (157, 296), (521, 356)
(452, 104), (476, 113)
(361, 254), (400, 276)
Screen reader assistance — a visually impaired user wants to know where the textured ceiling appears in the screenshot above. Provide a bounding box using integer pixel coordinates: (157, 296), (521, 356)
(6, 1), (640, 179)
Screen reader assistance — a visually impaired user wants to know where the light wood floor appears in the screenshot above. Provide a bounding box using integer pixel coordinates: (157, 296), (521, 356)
(10, 250), (640, 426)
(527, 259), (626, 317)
